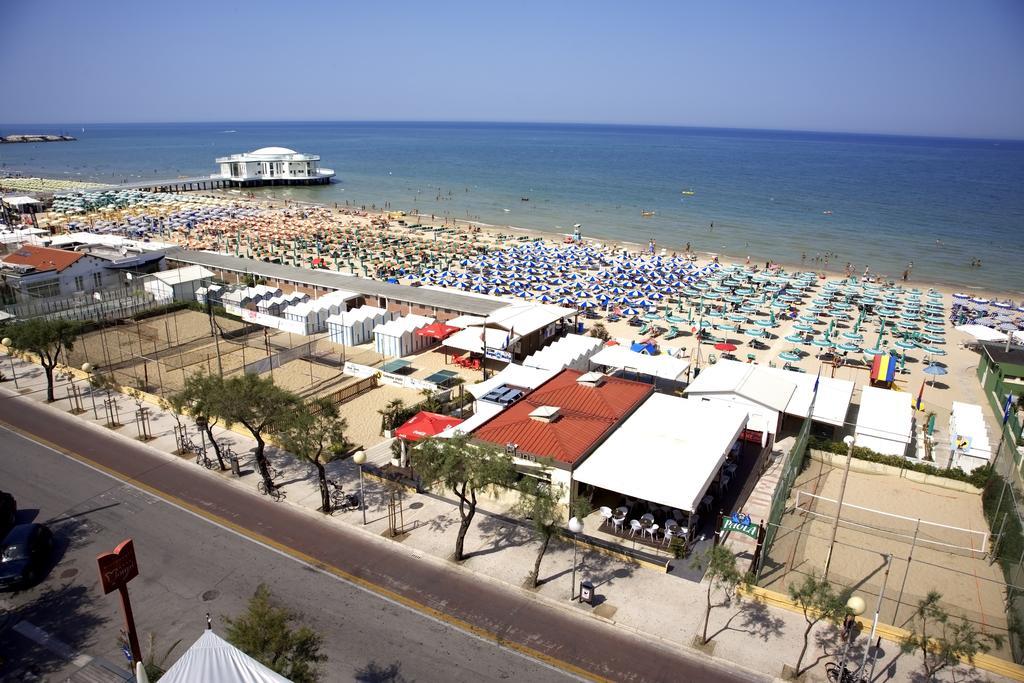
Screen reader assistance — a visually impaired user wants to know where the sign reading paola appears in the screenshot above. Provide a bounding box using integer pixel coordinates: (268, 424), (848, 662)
(721, 513), (760, 540)
(97, 539), (139, 595)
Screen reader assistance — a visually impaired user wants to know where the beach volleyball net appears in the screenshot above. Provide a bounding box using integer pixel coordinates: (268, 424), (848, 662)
(793, 490), (990, 559)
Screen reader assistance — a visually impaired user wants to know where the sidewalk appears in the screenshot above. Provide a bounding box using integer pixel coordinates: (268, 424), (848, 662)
(1, 356), (1016, 683)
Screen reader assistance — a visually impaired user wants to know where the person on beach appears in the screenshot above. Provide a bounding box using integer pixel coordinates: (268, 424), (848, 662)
(902, 268), (909, 281)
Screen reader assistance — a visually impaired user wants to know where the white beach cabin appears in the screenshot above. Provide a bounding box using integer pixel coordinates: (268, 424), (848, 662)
(326, 306), (394, 347)
(374, 314), (435, 358)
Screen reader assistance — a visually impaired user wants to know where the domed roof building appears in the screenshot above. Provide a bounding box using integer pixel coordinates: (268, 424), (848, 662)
(214, 147), (334, 186)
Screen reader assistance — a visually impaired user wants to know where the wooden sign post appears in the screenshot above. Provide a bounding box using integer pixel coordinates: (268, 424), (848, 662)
(97, 539), (142, 666)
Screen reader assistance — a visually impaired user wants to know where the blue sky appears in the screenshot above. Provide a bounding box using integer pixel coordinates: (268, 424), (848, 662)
(1, 1), (1022, 138)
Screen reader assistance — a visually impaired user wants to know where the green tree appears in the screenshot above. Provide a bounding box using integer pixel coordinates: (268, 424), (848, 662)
(168, 372), (228, 470)
(225, 584), (325, 683)
(5, 318), (82, 402)
(512, 477), (564, 588)
(218, 374), (302, 492)
(413, 435), (516, 562)
(378, 398), (405, 436)
(279, 398), (348, 514)
(692, 544), (746, 645)
(788, 572), (848, 677)
(901, 590), (998, 679)
(589, 322), (610, 342)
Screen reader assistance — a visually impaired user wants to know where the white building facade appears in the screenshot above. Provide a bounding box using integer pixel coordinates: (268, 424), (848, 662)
(213, 147), (335, 186)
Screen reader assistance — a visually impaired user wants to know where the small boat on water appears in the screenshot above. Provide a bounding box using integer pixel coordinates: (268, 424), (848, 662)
(520, 197), (529, 202)
(681, 189), (695, 196)
(822, 210), (833, 216)
(641, 210), (656, 217)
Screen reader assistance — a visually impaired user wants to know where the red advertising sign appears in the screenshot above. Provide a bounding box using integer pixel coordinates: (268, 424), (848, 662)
(97, 539), (139, 595)
(740, 428), (763, 443)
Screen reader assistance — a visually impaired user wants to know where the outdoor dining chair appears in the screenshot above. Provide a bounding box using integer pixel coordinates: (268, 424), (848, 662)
(629, 519), (643, 537)
(599, 506), (613, 526)
(643, 523), (659, 541)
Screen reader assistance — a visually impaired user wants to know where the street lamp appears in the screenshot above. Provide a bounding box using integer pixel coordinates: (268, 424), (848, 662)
(837, 595), (866, 674)
(81, 363), (99, 420)
(824, 435), (855, 578)
(2, 337), (17, 389)
(568, 516), (584, 600)
(352, 450), (367, 525)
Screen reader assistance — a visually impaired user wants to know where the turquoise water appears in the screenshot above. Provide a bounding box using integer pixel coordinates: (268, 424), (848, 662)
(1, 122), (1022, 293)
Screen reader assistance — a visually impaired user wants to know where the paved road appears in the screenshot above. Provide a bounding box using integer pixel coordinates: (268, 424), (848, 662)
(0, 392), (764, 682)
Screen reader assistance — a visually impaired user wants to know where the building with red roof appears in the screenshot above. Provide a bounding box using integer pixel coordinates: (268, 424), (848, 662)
(472, 369), (654, 472)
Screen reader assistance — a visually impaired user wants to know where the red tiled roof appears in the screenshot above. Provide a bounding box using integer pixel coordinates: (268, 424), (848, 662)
(2, 245), (84, 273)
(472, 369), (653, 467)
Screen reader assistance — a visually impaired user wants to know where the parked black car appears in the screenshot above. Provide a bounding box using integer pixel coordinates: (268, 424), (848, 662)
(0, 490), (15, 537)
(0, 523), (53, 591)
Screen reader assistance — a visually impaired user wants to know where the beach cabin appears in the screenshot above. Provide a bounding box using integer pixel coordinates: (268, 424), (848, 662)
(948, 402), (994, 473)
(326, 306), (394, 347)
(854, 386), (915, 458)
(373, 314), (435, 358)
(143, 266), (213, 303)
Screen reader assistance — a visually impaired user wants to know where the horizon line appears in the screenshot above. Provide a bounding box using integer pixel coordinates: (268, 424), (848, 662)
(1, 119), (1021, 144)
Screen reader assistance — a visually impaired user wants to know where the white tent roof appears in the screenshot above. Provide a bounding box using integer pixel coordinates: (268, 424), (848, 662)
(573, 394), (747, 513)
(444, 326), (518, 354)
(685, 359), (795, 412)
(446, 314), (486, 329)
(950, 401), (993, 462)
(151, 265), (213, 285)
(589, 346), (690, 381)
(485, 302), (575, 335)
(467, 364), (559, 399)
(956, 324), (1007, 342)
(159, 630), (291, 683)
(855, 386), (913, 445)
(523, 334), (604, 372)
(765, 367), (855, 427)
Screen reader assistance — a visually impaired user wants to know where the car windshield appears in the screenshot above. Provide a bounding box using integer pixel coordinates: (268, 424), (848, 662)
(1, 544), (28, 562)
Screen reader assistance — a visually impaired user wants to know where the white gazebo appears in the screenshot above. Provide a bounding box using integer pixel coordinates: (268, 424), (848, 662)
(159, 629), (291, 683)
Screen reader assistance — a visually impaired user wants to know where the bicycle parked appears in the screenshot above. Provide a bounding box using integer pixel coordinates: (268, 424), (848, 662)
(180, 434), (215, 469)
(328, 479), (359, 513)
(825, 662), (867, 683)
(257, 478), (284, 502)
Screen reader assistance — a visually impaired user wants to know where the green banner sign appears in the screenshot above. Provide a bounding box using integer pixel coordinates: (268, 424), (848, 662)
(721, 515), (760, 540)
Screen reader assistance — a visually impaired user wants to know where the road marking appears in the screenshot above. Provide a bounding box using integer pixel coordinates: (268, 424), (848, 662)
(0, 421), (598, 683)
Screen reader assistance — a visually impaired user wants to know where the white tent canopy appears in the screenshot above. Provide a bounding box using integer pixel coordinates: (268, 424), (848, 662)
(684, 359), (794, 434)
(485, 302), (575, 335)
(956, 324), (1007, 342)
(854, 386), (914, 457)
(444, 326), (518, 354)
(573, 394), (747, 513)
(523, 334), (603, 372)
(159, 630), (291, 683)
(949, 401), (994, 473)
(589, 346), (690, 381)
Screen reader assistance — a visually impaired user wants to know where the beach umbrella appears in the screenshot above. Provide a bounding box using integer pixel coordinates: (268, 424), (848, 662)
(746, 329), (766, 340)
(785, 333), (806, 344)
(779, 351), (801, 363)
(842, 331), (864, 341)
(895, 340), (917, 350)
(621, 307), (640, 316)
(794, 323), (815, 333)
(862, 347), (885, 358)
(714, 342), (738, 352)
(812, 337), (833, 349)
(922, 346), (946, 356)
(715, 323), (737, 332)
(838, 342), (861, 353)
(923, 363), (948, 386)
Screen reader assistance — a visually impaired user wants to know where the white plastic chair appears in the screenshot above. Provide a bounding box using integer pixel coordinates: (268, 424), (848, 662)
(629, 519), (642, 537)
(612, 516), (625, 533)
(599, 506), (613, 526)
(643, 523), (659, 541)
(641, 512), (655, 523)
(662, 525), (677, 546)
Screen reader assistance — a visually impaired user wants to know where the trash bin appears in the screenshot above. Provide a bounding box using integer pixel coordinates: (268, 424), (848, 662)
(579, 579), (594, 605)
(229, 455), (241, 477)
(577, 321), (585, 334)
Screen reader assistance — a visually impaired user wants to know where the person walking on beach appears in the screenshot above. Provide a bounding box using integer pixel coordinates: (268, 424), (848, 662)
(902, 268), (909, 281)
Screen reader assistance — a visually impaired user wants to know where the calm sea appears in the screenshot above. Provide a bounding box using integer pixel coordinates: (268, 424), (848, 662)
(2, 122), (1022, 293)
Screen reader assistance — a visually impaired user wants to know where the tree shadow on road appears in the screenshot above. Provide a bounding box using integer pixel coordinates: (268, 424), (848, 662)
(0, 583), (109, 679)
(355, 660), (412, 682)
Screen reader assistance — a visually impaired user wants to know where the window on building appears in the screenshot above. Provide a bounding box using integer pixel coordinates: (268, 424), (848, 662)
(25, 279), (60, 298)
(93, 272), (103, 288)
(74, 275), (84, 291)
